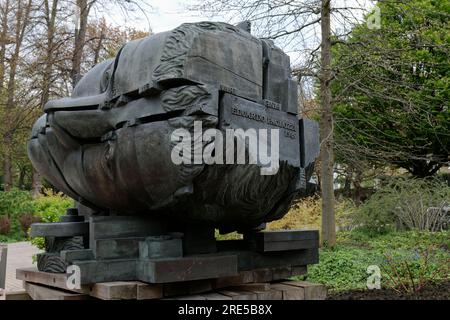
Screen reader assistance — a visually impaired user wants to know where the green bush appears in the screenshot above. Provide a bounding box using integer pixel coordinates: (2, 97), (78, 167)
(298, 229), (450, 292)
(30, 190), (74, 250)
(382, 246), (450, 294)
(32, 191), (74, 223)
(353, 177), (450, 232)
(0, 189), (34, 236)
(0, 189), (74, 242)
(303, 246), (383, 291)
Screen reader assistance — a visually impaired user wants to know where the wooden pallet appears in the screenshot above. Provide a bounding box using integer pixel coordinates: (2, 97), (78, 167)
(2, 289), (31, 300)
(16, 267), (326, 300)
(19, 280), (326, 300)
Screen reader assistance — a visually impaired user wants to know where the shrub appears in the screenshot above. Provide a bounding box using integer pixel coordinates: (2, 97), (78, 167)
(32, 189), (74, 223)
(0, 188), (74, 242)
(353, 177), (450, 232)
(382, 246), (450, 295)
(215, 230), (242, 240)
(268, 196), (356, 231)
(302, 246), (383, 291)
(31, 189), (74, 250)
(0, 188), (34, 218)
(19, 213), (41, 235)
(0, 189), (34, 237)
(0, 216), (11, 235)
(301, 229), (450, 292)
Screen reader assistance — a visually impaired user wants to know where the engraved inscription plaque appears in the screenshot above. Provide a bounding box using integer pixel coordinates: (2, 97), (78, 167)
(219, 93), (300, 167)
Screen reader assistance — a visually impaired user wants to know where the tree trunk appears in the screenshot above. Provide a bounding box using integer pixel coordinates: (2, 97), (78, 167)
(71, 0), (90, 88)
(93, 20), (106, 66)
(31, 170), (41, 197)
(320, 0), (336, 247)
(353, 168), (363, 204)
(2, 0), (33, 192)
(32, 0), (59, 197)
(0, 0), (10, 91)
(2, 133), (13, 191)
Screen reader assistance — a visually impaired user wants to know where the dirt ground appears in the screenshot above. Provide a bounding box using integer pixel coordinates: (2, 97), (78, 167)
(328, 281), (450, 300)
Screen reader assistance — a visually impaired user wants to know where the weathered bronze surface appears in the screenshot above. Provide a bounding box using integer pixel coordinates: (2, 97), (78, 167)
(28, 21), (319, 232)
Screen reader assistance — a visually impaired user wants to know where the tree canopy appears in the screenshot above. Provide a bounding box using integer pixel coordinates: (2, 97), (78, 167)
(332, 0), (449, 177)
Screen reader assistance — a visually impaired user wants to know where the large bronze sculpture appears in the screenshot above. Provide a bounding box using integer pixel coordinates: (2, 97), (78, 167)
(27, 21), (320, 288)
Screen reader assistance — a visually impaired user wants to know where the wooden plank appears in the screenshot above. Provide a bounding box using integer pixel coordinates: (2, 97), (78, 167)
(89, 281), (138, 300)
(212, 271), (254, 289)
(136, 282), (163, 300)
(162, 280), (212, 297)
(253, 268), (272, 282)
(24, 282), (90, 300)
(175, 295), (207, 300)
(281, 281), (327, 300)
(229, 282), (270, 292)
(90, 280), (164, 300)
(219, 289), (257, 300)
(5, 289), (31, 300)
(16, 267), (89, 293)
(271, 283), (305, 300)
(203, 292), (232, 300)
(272, 266), (291, 280)
(252, 289), (282, 300)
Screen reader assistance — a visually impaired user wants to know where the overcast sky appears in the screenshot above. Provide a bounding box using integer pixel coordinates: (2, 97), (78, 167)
(98, 0), (375, 67)
(103, 0), (374, 33)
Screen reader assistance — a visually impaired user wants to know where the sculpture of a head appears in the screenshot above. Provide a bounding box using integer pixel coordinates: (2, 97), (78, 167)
(28, 21), (318, 232)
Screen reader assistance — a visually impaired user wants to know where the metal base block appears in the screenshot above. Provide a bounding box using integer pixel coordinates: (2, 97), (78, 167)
(29, 214), (319, 285)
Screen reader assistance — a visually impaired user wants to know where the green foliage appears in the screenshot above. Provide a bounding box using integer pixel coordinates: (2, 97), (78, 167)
(353, 177), (450, 232)
(303, 245), (383, 291)
(0, 189), (34, 237)
(32, 191), (74, 223)
(333, 0), (450, 176)
(0, 188), (34, 217)
(30, 236), (45, 251)
(383, 246), (450, 294)
(215, 230), (242, 240)
(267, 196), (356, 231)
(299, 229), (450, 292)
(30, 190), (73, 250)
(0, 189), (73, 242)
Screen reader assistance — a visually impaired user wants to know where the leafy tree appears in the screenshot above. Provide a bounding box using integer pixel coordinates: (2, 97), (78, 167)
(332, 0), (450, 177)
